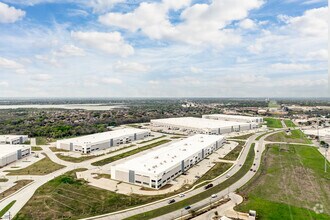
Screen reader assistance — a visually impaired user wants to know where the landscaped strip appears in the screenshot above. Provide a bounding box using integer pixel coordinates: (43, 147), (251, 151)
(138, 135), (166, 144)
(0, 200), (16, 217)
(91, 139), (171, 166)
(284, 119), (296, 128)
(228, 133), (254, 140)
(5, 154), (65, 175)
(222, 141), (245, 161)
(264, 118), (283, 128)
(0, 180), (33, 200)
(265, 129), (312, 144)
(124, 144), (255, 220)
(194, 162), (232, 187)
(56, 153), (98, 163)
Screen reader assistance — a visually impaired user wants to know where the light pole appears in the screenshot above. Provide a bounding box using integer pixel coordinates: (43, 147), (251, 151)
(325, 147), (328, 173)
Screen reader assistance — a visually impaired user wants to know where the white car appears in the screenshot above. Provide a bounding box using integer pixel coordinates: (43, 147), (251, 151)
(211, 194), (217, 198)
(179, 193), (185, 198)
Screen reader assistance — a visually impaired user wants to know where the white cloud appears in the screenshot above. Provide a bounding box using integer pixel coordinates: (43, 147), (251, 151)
(148, 80), (160, 85)
(0, 2), (25, 23)
(270, 63), (312, 71)
(113, 61), (150, 73)
(0, 57), (23, 69)
(54, 44), (85, 57)
(67, 9), (89, 17)
(0, 81), (9, 87)
(284, 7), (327, 37)
(71, 31), (134, 57)
(88, 0), (125, 13)
(239, 18), (257, 29)
(102, 78), (122, 85)
(99, 0), (263, 48)
(30, 74), (52, 81)
(306, 49), (328, 61)
(190, 66), (202, 73)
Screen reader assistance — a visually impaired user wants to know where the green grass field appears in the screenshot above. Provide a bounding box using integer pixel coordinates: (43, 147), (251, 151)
(265, 129), (312, 144)
(264, 118), (283, 128)
(229, 133), (254, 140)
(222, 141), (245, 161)
(194, 162), (232, 186)
(125, 145), (255, 220)
(91, 139), (171, 166)
(13, 169), (167, 220)
(284, 119), (296, 128)
(236, 144), (330, 219)
(31, 146), (42, 151)
(5, 155), (65, 175)
(56, 153), (98, 163)
(0, 201), (16, 217)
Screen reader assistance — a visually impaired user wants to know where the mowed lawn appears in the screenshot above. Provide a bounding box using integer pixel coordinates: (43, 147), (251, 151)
(5, 154), (65, 175)
(265, 129), (312, 144)
(236, 144), (330, 219)
(13, 169), (166, 220)
(264, 118), (283, 128)
(284, 119), (296, 128)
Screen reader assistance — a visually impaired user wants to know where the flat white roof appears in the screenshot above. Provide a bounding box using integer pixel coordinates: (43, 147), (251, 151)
(0, 135), (28, 142)
(151, 117), (250, 129)
(57, 128), (150, 145)
(114, 134), (224, 176)
(0, 145), (29, 157)
(203, 114), (262, 120)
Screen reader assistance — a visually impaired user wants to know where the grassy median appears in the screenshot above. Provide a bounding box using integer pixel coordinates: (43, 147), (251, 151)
(5, 154), (65, 175)
(265, 129), (312, 144)
(264, 118), (283, 128)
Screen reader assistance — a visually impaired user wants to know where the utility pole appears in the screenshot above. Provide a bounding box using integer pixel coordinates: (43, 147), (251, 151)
(325, 147), (328, 173)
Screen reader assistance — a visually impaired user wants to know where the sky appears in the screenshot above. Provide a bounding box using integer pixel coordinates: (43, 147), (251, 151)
(0, 0), (328, 98)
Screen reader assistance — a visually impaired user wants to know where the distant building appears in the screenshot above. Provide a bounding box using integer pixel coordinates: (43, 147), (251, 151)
(111, 134), (225, 189)
(0, 135), (29, 145)
(151, 117), (257, 135)
(202, 114), (263, 124)
(0, 145), (31, 167)
(56, 128), (150, 153)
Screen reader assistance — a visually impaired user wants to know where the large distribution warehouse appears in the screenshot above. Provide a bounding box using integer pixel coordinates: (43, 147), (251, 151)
(56, 128), (150, 153)
(111, 134), (225, 189)
(202, 114), (263, 124)
(150, 117), (257, 135)
(0, 135), (29, 145)
(0, 145), (31, 167)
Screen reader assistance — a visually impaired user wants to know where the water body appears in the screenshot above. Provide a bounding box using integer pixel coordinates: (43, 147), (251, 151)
(0, 104), (126, 111)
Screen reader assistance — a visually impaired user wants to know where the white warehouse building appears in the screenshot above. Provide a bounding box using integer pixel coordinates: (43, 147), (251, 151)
(150, 117), (257, 135)
(111, 134), (225, 189)
(0, 145), (31, 167)
(56, 128), (150, 153)
(0, 135), (29, 145)
(202, 114), (263, 124)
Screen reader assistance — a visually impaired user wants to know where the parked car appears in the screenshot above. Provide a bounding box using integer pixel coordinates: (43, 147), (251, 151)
(168, 199), (175, 204)
(204, 183), (213, 190)
(211, 194), (217, 198)
(179, 193), (185, 198)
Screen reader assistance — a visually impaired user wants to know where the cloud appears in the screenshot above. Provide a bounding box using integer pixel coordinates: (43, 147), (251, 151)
(239, 18), (257, 29)
(67, 9), (89, 17)
(88, 0), (125, 13)
(71, 31), (134, 57)
(0, 57), (23, 69)
(0, 2), (25, 23)
(30, 74), (52, 81)
(306, 49), (328, 61)
(54, 44), (85, 57)
(148, 80), (159, 85)
(190, 66), (202, 73)
(0, 81), (9, 87)
(270, 63), (312, 71)
(99, 0), (263, 48)
(113, 61), (150, 73)
(102, 78), (122, 85)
